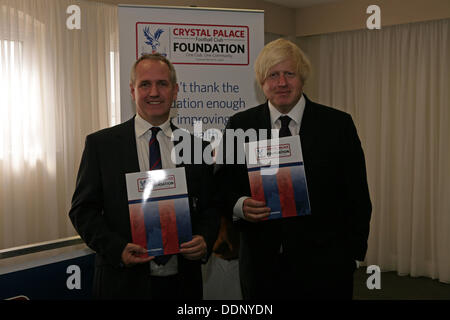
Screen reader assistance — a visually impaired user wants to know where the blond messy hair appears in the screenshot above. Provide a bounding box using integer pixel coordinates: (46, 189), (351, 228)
(254, 38), (311, 86)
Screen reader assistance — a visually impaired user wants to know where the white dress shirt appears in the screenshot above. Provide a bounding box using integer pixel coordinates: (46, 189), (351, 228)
(135, 114), (178, 276)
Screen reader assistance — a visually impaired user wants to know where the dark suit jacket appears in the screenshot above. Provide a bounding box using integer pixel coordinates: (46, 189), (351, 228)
(216, 95), (372, 299)
(69, 117), (219, 299)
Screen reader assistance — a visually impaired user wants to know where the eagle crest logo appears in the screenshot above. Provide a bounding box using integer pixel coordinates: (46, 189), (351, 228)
(143, 26), (164, 52)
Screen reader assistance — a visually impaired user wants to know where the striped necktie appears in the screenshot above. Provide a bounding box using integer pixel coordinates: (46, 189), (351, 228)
(149, 127), (162, 170)
(149, 127), (171, 265)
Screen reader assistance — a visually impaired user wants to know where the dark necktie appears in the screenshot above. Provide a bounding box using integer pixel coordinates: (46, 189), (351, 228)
(278, 116), (292, 255)
(279, 115), (292, 137)
(149, 127), (170, 265)
(149, 127), (162, 170)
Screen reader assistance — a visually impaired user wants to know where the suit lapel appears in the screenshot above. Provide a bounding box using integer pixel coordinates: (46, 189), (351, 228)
(299, 95), (315, 163)
(260, 102), (273, 139)
(116, 117), (140, 174)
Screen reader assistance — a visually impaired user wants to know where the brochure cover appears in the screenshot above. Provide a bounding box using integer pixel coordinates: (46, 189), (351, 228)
(245, 136), (311, 220)
(125, 167), (192, 257)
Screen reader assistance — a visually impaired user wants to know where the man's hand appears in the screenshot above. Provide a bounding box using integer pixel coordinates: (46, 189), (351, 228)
(121, 243), (153, 267)
(242, 198), (271, 222)
(180, 235), (207, 260)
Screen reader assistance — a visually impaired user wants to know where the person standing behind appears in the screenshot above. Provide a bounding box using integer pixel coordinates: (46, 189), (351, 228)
(216, 39), (372, 299)
(69, 53), (219, 299)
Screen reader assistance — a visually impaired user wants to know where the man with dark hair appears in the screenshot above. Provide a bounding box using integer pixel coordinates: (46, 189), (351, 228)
(69, 53), (219, 299)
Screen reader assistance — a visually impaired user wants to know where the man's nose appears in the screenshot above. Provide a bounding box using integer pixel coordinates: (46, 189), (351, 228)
(277, 74), (287, 86)
(149, 84), (159, 96)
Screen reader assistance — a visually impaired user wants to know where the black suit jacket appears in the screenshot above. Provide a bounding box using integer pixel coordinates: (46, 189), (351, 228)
(69, 117), (219, 299)
(216, 95), (372, 298)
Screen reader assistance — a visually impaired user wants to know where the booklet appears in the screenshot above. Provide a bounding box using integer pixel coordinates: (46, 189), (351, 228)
(245, 135), (311, 220)
(125, 167), (192, 257)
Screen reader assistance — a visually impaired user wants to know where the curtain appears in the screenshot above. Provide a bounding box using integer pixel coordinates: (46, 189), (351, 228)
(297, 19), (450, 283)
(0, 0), (119, 249)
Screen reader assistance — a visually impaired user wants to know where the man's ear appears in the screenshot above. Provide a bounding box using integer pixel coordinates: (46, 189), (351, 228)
(173, 83), (179, 101)
(130, 82), (136, 101)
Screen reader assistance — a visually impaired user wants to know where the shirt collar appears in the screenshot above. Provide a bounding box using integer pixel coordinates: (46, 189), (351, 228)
(268, 94), (305, 127)
(135, 113), (173, 139)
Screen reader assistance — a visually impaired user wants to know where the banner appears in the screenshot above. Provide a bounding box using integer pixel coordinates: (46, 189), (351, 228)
(118, 5), (265, 138)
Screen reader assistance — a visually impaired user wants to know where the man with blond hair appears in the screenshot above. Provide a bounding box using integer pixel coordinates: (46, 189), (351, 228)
(216, 39), (372, 299)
